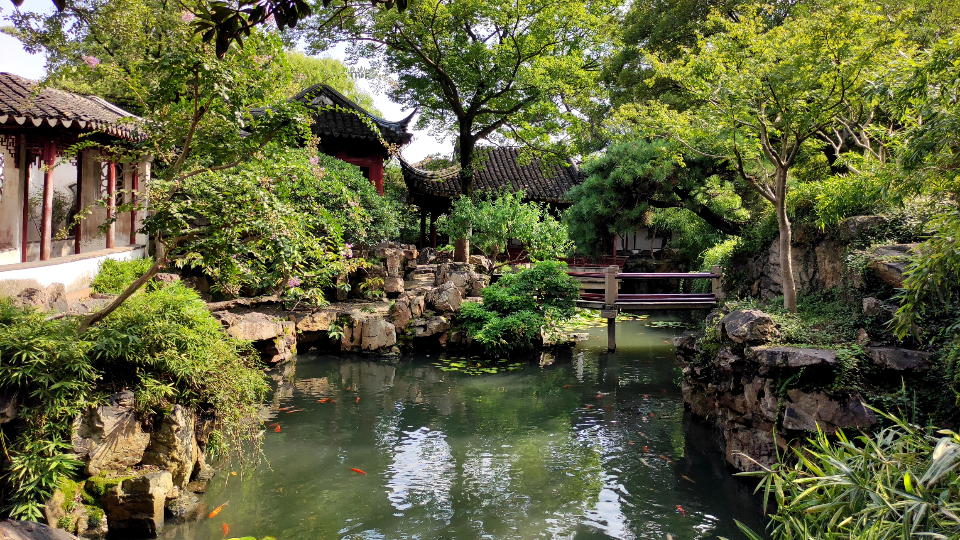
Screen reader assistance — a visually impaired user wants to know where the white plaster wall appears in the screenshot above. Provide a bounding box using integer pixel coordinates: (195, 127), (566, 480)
(0, 246), (147, 295)
(617, 228), (667, 253)
(0, 146), (22, 252)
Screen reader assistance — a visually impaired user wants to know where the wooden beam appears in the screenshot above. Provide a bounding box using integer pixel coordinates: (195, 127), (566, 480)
(106, 161), (115, 249)
(75, 151), (83, 254)
(40, 140), (55, 261)
(19, 135), (29, 263)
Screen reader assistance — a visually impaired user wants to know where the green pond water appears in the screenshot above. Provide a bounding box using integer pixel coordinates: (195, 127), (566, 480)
(161, 318), (766, 540)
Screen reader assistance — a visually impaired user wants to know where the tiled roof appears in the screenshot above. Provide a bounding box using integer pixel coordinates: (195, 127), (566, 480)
(293, 84), (414, 146)
(401, 147), (582, 203)
(0, 72), (141, 140)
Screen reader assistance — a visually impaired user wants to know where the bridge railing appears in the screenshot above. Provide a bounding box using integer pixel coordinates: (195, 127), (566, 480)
(566, 265), (724, 351)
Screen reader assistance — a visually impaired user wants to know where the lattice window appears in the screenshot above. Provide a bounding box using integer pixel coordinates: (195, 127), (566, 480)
(100, 162), (125, 198)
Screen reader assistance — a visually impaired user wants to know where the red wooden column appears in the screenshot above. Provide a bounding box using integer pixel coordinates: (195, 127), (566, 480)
(19, 135), (29, 263)
(39, 140), (56, 261)
(106, 161), (116, 249)
(129, 165), (139, 245)
(371, 159), (384, 196)
(75, 151), (83, 254)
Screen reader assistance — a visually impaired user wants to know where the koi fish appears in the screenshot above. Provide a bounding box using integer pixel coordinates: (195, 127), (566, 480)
(562, 385), (574, 388)
(644, 446), (649, 452)
(350, 468), (366, 475)
(629, 441), (634, 445)
(230, 471), (237, 476)
(208, 502), (228, 519)
(279, 406), (292, 411)
(356, 397), (360, 403)
(660, 455), (673, 463)
(274, 424), (281, 432)
(585, 405), (592, 409)
(222, 523), (229, 536)
(346, 387), (352, 390)
(286, 409), (304, 413)
(649, 412), (655, 418)
(643, 395), (648, 399)
(676, 505), (685, 516)
(317, 398), (329, 403)
(640, 458), (654, 468)
(329, 399), (336, 403)
(682, 475), (696, 484)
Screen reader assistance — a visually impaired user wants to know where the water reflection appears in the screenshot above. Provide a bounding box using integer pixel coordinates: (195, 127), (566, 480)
(162, 318), (765, 540)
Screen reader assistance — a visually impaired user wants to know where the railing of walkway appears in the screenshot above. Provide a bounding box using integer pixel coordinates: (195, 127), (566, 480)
(567, 265), (724, 351)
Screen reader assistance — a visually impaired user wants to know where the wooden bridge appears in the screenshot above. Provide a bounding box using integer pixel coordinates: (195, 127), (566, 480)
(567, 265), (723, 351)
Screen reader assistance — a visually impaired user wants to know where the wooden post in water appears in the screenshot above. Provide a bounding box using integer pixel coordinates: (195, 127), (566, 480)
(711, 265), (724, 301)
(603, 265), (619, 352)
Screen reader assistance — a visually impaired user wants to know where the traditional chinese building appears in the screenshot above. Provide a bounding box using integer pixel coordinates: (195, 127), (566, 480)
(0, 72), (150, 295)
(400, 146), (583, 248)
(289, 84), (414, 195)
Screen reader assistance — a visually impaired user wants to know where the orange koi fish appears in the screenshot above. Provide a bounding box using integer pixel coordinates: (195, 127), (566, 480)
(585, 405), (592, 409)
(356, 397), (360, 403)
(274, 424), (281, 432)
(317, 398), (329, 403)
(346, 387), (352, 390)
(329, 399), (336, 403)
(350, 468), (367, 475)
(208, 502), (228, 519)
(682, 475), (696, 484)
(649, 412), (655, 418)
(629, 441), (634, 445)
(222, 523), (229, 536)
(643, 446), (649, 452)
(660, 455), (673, 463)
(562, 385), (574, 388)
(676, 505), (685, 516)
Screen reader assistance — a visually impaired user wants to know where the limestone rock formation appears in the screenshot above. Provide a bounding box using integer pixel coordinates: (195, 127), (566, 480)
(866, 346), (932, 371)
(102, 471), (173, 537)
(0, 520), (82, 540)
(71, 391), (150, 476)
(427, 281), (462, 313)
(140, 405), (199, 489)
(721, 310), (779, 344)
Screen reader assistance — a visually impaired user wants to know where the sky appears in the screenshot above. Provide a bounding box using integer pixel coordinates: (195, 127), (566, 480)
(0, 0), (449, 162)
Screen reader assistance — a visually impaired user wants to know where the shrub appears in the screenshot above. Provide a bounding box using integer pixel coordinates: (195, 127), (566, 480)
(458, 261), (581, 351)
(0, 284), (268, 519)
(739, 412), (960, 540)
(91, 257), (156, 294)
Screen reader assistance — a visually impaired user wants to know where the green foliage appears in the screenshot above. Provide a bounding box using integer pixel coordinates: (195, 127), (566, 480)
(458, 262), (581, 351)
(439, 190), (573, 269)
(742, 413), (960, 539)
(91, 257), (157, 294)
(725, 291), (862, 346)
(0, 301), (95, 520)
(283, 51), (378, 113)
(0, 286), (267, 519)
(787, 173), (890, 230)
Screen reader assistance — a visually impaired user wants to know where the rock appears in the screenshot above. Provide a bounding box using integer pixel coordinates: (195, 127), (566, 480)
(214, 311), (284, 342)
(15, 288), (47, 309)
(867, 347), (932, 371)
(782, 390), (876, 432)
(72, 391), (150, 476)
(290, 309), (337, 333)
(42, 490), (65, 530)
(725, 424), (779, 472)
(389, 299), (412, 330)
(856, 328), (870, 346)
(102, 471), (173, 537)
(673, 332), (703, 354)
(721, 310), (779, 344)
(255, 321), (296, 364)
(181, 275), (210, 294)
(76, 508), (107, 540)
(866, 244), (918, 288)
(384, 276), (404, 295)
(0, 520), (82, 540)
(383, 248), (404, 277)
(140, 406), (198, 489)
(749, 346), (837, 368)
(468, 255), (494, 274)
(862, 297), (896, 319)
(569, 333), (589, 342)
(0, 389), (18, 424)
(406, 294), (425, 318)
(417, 247), (437, 265)
(470, 275), (489, 297)
(839, 215), (888, 240)
(360, 317), (397, 351)
(411, 316), (450, 338)
(184, 460), (215, 494)
(166, 492), (205, 523)
(340, 312), (365, 350)
(152, 273), (180, 286)
(427, 281), (462, 312)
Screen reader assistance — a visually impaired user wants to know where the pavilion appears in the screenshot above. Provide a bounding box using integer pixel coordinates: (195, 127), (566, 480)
(0, 72), (150, 296)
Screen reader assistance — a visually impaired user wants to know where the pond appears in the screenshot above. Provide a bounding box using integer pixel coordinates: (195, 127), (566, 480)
(161, 317), (767, 540)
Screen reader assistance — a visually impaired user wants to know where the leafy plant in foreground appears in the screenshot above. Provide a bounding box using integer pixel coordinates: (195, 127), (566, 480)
(739, 410), (960, 539)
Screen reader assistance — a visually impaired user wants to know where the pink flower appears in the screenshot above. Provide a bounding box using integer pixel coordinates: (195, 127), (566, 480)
(82, 56), (100, 69)
(287, 277), (301, 288)
(309, 156), (319, 166)
(181, 11), (196, 23)
(265, 13), (275, 24)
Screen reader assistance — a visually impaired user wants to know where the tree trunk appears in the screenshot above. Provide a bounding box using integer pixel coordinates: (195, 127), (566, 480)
(455, 130), (477, 263)
(78, 255), (165, 332)
(774, 169), (797, 313)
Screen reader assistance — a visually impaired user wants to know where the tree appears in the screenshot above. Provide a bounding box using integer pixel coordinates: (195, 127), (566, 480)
(283, 51), (378, 111)
(438, 190), (573, 272)
(619, 0), (894, 312)
(562, 140), (749, 260)
(305, 0), (617, 260)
